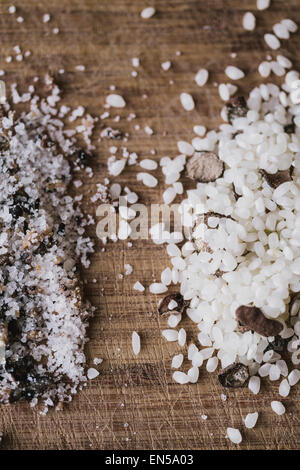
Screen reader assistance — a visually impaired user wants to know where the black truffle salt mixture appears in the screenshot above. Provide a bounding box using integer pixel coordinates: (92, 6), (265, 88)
(0, 79), (95, 412)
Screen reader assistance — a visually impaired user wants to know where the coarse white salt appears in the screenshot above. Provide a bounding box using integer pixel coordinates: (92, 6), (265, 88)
(257, 0), (270, 10)
(172, 354), (184, 369)
(187, 366), (199, 383)
(150, 283), (167, 294)
(173, 371), (189, 384)
(133, 281), (145, 292)
(93, 358), (103, 365)
(243, 12), (256, 31)
(43, 13), (51, 23)
(87, 368), (99, 380)
(132, 331), (141, 356)
(201, 414), (208, 420)
(140, 159), (158, 170)
(9, 5), (16, 13)
(141, 7), (156, 19)
(106, 94), (126, 108)
(16, 16), (24, 23)
(288, 369), (300, 386)
(248, 376), (261, 395)
(75, 65), (85, 72)
(132, 57), (140, 67)
(162, 329), (179, 342)
(145, 125), (153, 135)
(195, 69), (209, 87)
(163, 187), (177, 204)
(180, 92), (195, 111)
(269, 364), (281, 381)
(226, 428), (242, 444)
(177, 141), (194, 156)
(161, 61), (171, 71)
(124, 264), (133, 275)
(271, 401), (285, 415)
(281, 19), (298, 33)
(137, 172), (158, 187)
(279, 379), (290, 397)
(225, 66), (245, 80)
(178, 328), (187, 347)
(108, 159), (126, 176)
(244, 412), (258, 429)
(264, 33), (281, 50)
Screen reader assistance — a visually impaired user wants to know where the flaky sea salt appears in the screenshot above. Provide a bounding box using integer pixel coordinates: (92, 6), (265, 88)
(161, 61), (171, 71)
(133, 281), (145, 292)
(106, 94), (126, 108)
(257, 0), (270, 10)
(248, 376), (261, 395)
(87, 368), (99, 380)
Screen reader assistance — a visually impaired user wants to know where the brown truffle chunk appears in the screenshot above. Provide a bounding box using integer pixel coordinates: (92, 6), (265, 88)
(186, 151), (224, 183)
(226, 96), (248, 124)
(236, 305), (283, 337)
(260, 169), (292, 189)
(158, 293), (186, 315)
(218, 363), (249, 388)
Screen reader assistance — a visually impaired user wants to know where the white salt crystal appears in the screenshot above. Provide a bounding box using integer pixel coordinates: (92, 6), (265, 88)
(195, 69), (209, 87)
(161, 61), (171, 71)
(180, 92), (195, 111)
(244, 412), (258, 429)
(225, 66), (245, 80)
(87, 368), (99, 379)
(264, 34), (280, 50)
(162, 329), (178, 342)
(271, 401), (285, 415)
(124, 264), (133, 275)
(9, 5), (16, 14)
(133, 281), (145, 292)
(269, 364), (280, 381)
(226, 428), (242, 444)
(279, 379), (290, 397)
(248, 376), (261, 395)
(141, 7), (156, 19)
(132, 57), (140, 67)
(277, 55), (292, 69)
(193, 125), (206, 136)
(108, 159), (126, 176)
(243, 12), (256, 31)
(172, 353), (184, 369)
(132, 331), (141, 356)
(106, 94), (126, 108)
(257, 0), (270, 10)
(43, 13), (51, 23)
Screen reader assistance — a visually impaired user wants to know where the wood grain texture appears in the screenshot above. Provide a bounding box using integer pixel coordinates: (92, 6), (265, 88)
(0, 0), (300, 450)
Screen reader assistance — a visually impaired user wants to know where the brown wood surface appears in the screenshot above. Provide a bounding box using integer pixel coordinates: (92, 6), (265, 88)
(0, 0), (300, 450)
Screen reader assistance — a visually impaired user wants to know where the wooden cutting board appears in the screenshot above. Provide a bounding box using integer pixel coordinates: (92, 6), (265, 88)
(0, 0), (300, 450)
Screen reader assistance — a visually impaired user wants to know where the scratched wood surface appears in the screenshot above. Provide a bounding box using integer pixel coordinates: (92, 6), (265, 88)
(0, 0), (300, 450)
